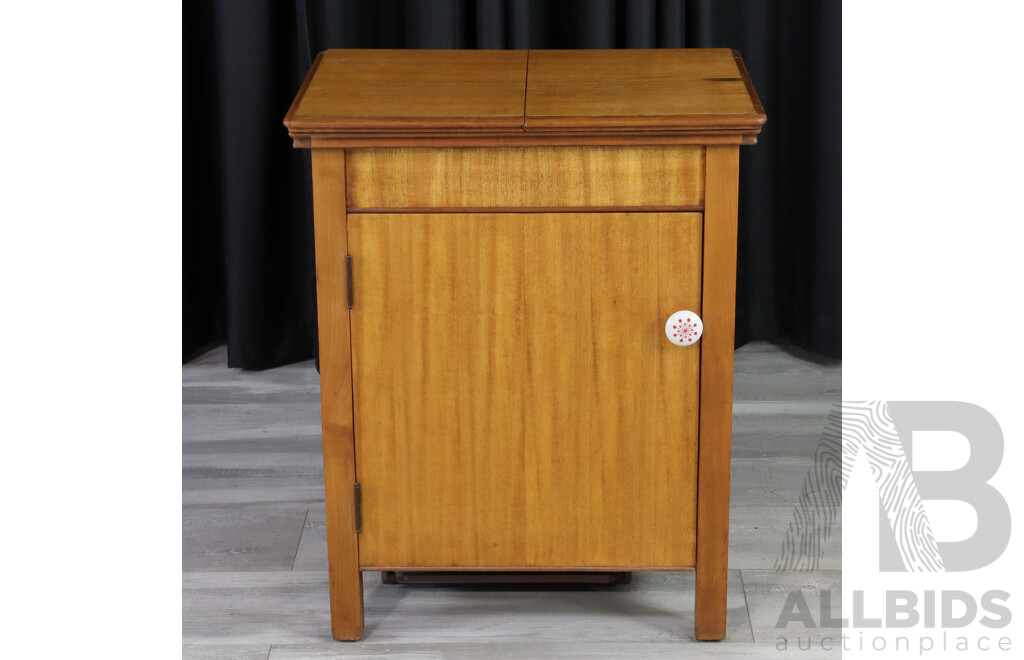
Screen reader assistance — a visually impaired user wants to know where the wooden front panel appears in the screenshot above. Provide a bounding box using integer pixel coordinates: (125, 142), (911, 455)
(349, 212), (702, 568)
(346, 146), (704, 209)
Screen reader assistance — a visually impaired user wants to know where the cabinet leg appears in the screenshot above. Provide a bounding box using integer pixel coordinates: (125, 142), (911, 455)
(323, 457), (363, 640)
(327, 559), (364, 641)
(694, 145), (739, 642)
(695, 562), (728, 640)
(323, 432), (363, 640)
(312, 148), (365, 640)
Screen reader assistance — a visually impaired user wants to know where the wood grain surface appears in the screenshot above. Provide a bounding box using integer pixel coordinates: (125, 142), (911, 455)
(310, 149), (364, 640)
(284, 49), (766, 146)
(287, 50), (527, 132)
(347, 212), (703, 569)
(525, 49), (760, 129)
(694, 145), (741, 641)
(346, 146), (704, 209)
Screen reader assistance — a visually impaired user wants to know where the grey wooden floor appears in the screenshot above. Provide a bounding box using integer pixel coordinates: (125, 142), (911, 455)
(184, 341), (841, 659)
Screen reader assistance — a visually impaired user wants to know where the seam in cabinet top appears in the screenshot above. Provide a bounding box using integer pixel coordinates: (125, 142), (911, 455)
(284, 48), (766, 147)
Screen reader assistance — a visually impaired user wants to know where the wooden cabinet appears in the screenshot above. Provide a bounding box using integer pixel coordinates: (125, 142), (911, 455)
(285, 48), (764, 642)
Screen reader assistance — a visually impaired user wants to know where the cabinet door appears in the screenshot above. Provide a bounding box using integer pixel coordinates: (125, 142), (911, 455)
(349, 212), (702, 568)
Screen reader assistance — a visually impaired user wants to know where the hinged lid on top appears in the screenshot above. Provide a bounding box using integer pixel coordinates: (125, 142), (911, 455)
(284, 49), (528, 142)
(524, 49), (765, 141)
(284, 48), (765, 146)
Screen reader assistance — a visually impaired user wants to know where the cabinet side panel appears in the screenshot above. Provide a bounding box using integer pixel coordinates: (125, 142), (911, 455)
(695, 145), (740, 641)
(311, 148), (364, 640)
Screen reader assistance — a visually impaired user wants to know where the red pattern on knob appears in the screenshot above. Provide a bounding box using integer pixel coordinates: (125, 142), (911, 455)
(665, 311), (703, 346)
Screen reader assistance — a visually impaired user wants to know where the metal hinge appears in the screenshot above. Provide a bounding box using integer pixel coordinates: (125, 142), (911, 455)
(346, 255), (353, 309)
(354, 482), (362, 533)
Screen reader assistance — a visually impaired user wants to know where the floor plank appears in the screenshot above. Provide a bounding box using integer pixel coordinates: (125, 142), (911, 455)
(183, 403), (323, 443)
(183, 645), (271, 660)
(292, 504), (328, 571)
(183, 441), (326, 506)
(184, 571), (333, 644)
(740, 570), (843, 644)
(183, 503), (309, 572)
(268, 640), (838, 659)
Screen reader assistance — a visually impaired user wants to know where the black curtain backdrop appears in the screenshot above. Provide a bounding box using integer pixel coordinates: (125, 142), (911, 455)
(183, 0), (841, 368)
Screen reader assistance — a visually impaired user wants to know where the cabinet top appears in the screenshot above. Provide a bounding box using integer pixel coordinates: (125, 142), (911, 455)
(284, 49), (765, 147)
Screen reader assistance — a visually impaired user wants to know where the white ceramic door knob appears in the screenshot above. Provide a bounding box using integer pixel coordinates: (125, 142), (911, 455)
(665, 310), (703, 346)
